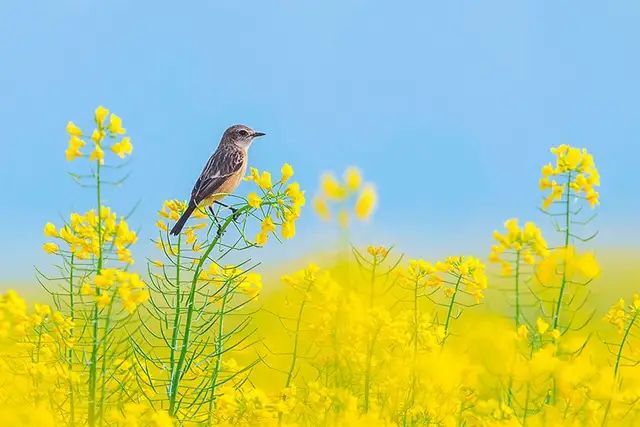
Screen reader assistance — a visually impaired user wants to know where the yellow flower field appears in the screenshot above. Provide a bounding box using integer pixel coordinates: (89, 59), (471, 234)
(1, 108), (639, 427)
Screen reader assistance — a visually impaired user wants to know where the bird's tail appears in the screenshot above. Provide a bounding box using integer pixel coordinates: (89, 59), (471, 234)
(170, 202), (196, 236)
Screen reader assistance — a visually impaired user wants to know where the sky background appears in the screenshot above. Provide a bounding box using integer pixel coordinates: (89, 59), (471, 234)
(1, 1), (639, 284)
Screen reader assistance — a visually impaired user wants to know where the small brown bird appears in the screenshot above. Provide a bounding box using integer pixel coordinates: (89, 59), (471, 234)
(170, 124), (265, 235)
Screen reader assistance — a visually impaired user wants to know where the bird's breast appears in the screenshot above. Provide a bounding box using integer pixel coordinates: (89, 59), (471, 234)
(200, 161), (247, 206)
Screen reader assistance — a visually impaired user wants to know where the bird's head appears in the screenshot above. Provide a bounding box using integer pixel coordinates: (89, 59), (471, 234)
(221, 124), (265, 150)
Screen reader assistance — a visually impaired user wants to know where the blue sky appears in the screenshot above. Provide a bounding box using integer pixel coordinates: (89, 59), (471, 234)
(1, 1), (639, 283)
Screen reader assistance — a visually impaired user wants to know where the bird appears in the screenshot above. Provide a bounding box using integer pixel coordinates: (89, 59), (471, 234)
(170, 124), (265, 236)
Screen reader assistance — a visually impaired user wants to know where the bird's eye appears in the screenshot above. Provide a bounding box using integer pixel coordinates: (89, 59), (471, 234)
(238, 129), (249, 136)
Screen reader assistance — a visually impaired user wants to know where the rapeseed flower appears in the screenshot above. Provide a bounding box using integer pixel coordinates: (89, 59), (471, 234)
(111, 136), (133, 158)
(280, 163), (294, 183)
(541, 145), (600, 210)
(313, 166), (377, 227)
(490, 218), (548, 275)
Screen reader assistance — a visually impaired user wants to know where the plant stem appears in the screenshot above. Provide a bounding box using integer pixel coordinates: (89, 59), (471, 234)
(444, 275), (463, 335)
(168, 207), (248, 416)
(168, 235), (182, 404)
(614, 311), (638, 378)
(552, 174), (572, 330)
(284, 281), (312, 389)
(369, 257), (378, 308)
(68, 255), (76, 427)
(363, 326), (380, 413)
(514, 250), (521, 327)
(88, 159), (103, 427)
(97, 296), (115, 425)
(208, 285), (231, 425)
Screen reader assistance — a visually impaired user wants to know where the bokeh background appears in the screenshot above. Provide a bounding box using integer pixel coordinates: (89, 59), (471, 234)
(1, 1), (639, 284)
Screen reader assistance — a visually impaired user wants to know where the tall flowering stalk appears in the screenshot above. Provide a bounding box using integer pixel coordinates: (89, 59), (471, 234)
(538, 145), (600, 332)
(490, 219), (548, 327)
(396, 258), (445, 418)
(39, 107), (147, 426)
(352, 246), (401, 413)
(136, 164), (304, 424)
(429, 256), (488, 339)
(601, 296), (640, 425)
(268, 264), (336, 424)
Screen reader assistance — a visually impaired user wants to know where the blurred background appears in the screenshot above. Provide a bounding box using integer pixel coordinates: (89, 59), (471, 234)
(1, 1), (639, 284)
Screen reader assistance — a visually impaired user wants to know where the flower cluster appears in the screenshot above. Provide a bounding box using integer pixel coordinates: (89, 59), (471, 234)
(604, 296), (640, 334)
(436, 256), (488, 303)
(366, 245), (389, 259)
(402, 259), (442, 288)
(199, 263), (264, 299)
(489, 218), (549, 276)
(155, 199), (208, 251)
(281, 263), (333, 293)
(106, 402), (173, 427)
(42, 207), (138, 263)
(312, 166), (377, 227)
(65, 106), (132, 162)
(536, 246), (600, 285)
(80, 269), (149, 312)
(0, 290), (75, 384)
(540, 144), (600, 209)
(245, 163), (305, 245)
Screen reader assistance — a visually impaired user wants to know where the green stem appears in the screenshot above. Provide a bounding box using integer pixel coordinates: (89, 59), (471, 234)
(444, 275), (463, 335)
(97, 295), (116, 425)
(363, 257), (380, 413)
(363, 326), (380, 413)
(552, 174), (572, 330)
(284, 281), (312, 389)
(208, 284), (231, 425)
(522, 383), (530, 426)
(88, 159), (103, 427)
(168, 207), (249, 416)
(514, 250), (521, 327)
(168, 235), (182, 403)
(369, 258), (378, 308)
(408, 277), (420, 411)
(68, 255), (76, 427)
(614, 311), (638, 378)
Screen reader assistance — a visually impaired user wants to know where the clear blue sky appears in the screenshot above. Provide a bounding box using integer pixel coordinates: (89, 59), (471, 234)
(1, 1), (639, 283)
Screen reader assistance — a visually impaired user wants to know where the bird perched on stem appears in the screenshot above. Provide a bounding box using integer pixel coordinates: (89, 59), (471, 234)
(170, 124), (265, 235)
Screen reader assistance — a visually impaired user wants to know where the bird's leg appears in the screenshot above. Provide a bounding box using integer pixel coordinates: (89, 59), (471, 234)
(214, 200), (240, 222)
(208, 206), (223, 238)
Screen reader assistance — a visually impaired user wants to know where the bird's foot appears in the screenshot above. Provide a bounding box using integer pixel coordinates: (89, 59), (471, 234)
(209, 206), (225, 238)
(230, 207), (240, 223)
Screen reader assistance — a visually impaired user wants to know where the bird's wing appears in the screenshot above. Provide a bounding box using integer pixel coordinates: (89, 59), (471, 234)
(191, 148), (244, 204)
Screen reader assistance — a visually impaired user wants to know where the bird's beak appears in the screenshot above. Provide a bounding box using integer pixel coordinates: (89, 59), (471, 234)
(252, 131), (266, 138)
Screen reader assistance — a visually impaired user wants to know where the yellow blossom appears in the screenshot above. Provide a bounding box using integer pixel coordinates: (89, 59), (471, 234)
(536, 317), (550, 335)
(354, 185), (377, 220)
(517, 324), (529, 341)
(280, 163), (294, 183)
(91, 129), (104, 144)
(344, 167), (362, 191)
(89, 145), (105, 164)
(43, 222), (58, 237)
(111, 137), (133, 158)
(96, 293), (111, 309)
(65, 136), (86, 161)
(247, 192), (262, 208)
(320, 173), (346, 201)
(66, 121), (83, 136)
(95, 105), (109, 127)
(281, 220), (296, 240)
(108, 113), (126, 134)
(238, 272), (263, 298)
(42, 242), (59, 254)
